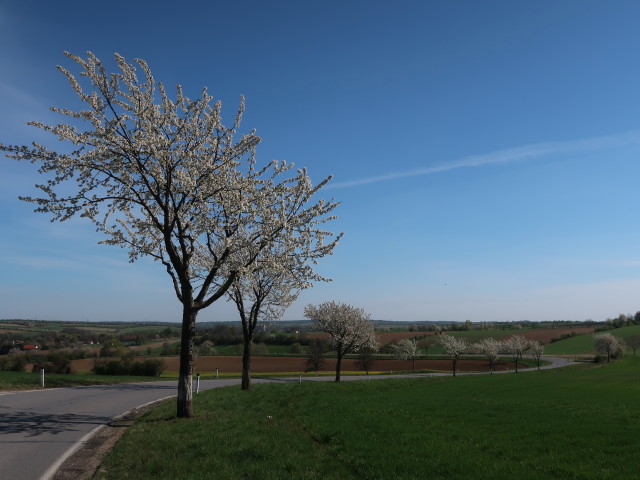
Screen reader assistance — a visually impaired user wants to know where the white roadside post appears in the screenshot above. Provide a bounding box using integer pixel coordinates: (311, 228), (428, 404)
(195, 373), (200, 394)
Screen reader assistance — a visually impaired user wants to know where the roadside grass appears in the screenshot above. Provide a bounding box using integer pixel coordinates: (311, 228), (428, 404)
(0, 371), (162, 391)
(94, 357), (640, 480)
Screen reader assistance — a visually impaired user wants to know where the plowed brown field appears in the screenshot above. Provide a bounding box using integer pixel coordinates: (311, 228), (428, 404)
(72, 355), (518, 374)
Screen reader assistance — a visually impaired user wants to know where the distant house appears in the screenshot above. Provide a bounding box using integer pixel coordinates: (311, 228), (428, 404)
(22, 344), (39, 351)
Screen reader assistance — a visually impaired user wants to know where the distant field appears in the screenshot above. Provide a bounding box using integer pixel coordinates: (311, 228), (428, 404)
(95, 357), (640, 480)
(71, 355), (521, 375)
(0, 320), (177, 336)
(544, 325), (640, 355)
(305, 327), (597, 354)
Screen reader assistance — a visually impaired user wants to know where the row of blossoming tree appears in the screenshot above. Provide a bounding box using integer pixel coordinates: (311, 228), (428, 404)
(438, 334), (545, 376)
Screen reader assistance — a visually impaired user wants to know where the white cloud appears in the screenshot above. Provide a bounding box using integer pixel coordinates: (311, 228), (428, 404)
(329, 130), (640, 189)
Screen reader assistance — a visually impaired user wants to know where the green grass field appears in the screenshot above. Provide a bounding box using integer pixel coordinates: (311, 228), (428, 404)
(544, 325), (640, 355)
(94, 356), (640, 480)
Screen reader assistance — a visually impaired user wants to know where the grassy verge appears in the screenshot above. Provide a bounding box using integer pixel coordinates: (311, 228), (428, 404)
(94, 357), (640, 479)
(0, 371), (162, 391)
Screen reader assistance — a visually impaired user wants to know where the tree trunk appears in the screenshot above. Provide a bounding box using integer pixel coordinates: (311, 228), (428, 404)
(335, 353), (343, 382)
(241, 336), (253, 390)
(452, 358), (457, 377)
(177, 304), (197, 418)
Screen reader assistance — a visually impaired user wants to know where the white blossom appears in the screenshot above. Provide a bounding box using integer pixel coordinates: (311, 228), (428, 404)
(504, 335), (530, 373)
(438, 334), (468, 376)
(1, 52), (341, 417)
(392, 338), (418, 361)
(528, 340), (544, 370)
(474, 337), (501, 374)
(304, 301), (378, 381)
(594, 332), (624, 362)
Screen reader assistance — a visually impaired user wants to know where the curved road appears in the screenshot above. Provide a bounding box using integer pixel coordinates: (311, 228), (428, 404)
(0, 379), (243, 480)
(0, 356), (573, 480)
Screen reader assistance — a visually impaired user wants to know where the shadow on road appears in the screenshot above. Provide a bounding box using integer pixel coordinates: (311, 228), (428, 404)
(74, 383), (176, 392)
(0, 411), (110, 437)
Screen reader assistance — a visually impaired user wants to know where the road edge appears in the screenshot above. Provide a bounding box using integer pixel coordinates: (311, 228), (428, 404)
(41, 395), (175, 480)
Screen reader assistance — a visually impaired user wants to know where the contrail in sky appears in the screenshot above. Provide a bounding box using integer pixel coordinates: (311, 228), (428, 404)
(329, 130), (640, 189)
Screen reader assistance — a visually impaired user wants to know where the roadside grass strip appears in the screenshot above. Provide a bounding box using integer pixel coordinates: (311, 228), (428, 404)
(0, 371), (162, 391)
(94, 357), (640, 480)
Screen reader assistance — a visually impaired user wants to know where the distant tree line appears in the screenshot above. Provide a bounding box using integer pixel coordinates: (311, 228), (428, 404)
(194, 325), (314, 348)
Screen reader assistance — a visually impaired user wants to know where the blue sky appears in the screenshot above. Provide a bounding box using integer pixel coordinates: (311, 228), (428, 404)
(2, 0), (640, 323)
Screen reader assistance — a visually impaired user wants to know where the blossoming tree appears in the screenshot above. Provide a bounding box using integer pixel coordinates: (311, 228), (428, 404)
(392, 338), (418, 372)
(438, 334), (468, 376)
(229, 234), (339, 390)
(504, 335), (530, 373)
(594, 332), (624, 362)
(528, 340), (544, 370)
(474, 337), (501, 374)
(0, 52), (340, 417)
(304, 301), (378, 381)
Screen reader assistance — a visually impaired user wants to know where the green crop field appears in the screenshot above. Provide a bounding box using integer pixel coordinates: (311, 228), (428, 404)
(94, 356), (640, 480)
(544, 325), (640, 355)
(542, 332), (599, 355)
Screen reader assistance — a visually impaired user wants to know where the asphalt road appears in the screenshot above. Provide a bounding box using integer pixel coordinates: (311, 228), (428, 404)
(0, 356), (574, 480)
(0, 379), (241, 480)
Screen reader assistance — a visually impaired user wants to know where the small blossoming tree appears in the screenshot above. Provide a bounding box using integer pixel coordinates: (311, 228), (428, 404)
(594, 333), (624, 362)
(438, 334), (468, 376)
(528, 340), (544, 370)
(304, 301), (378, 381)
(504, 335), (530, 373)
(475, 337), (501, 374)
(392, 338), (418, 372)
(229, 236), (339, 390)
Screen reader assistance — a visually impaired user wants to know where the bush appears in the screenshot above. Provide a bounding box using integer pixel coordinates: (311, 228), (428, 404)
(594, 324), (615, 333)
(160, 342), (180, 356)
(550, 331), (578, 343)
(129, 359), (166, 376)
(92, 357), (165, 376)
(289, 342), (304, 354)
(31, 351), (75, 374)
(0, 353), (27, 372)
(47, 351), (73, 373)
